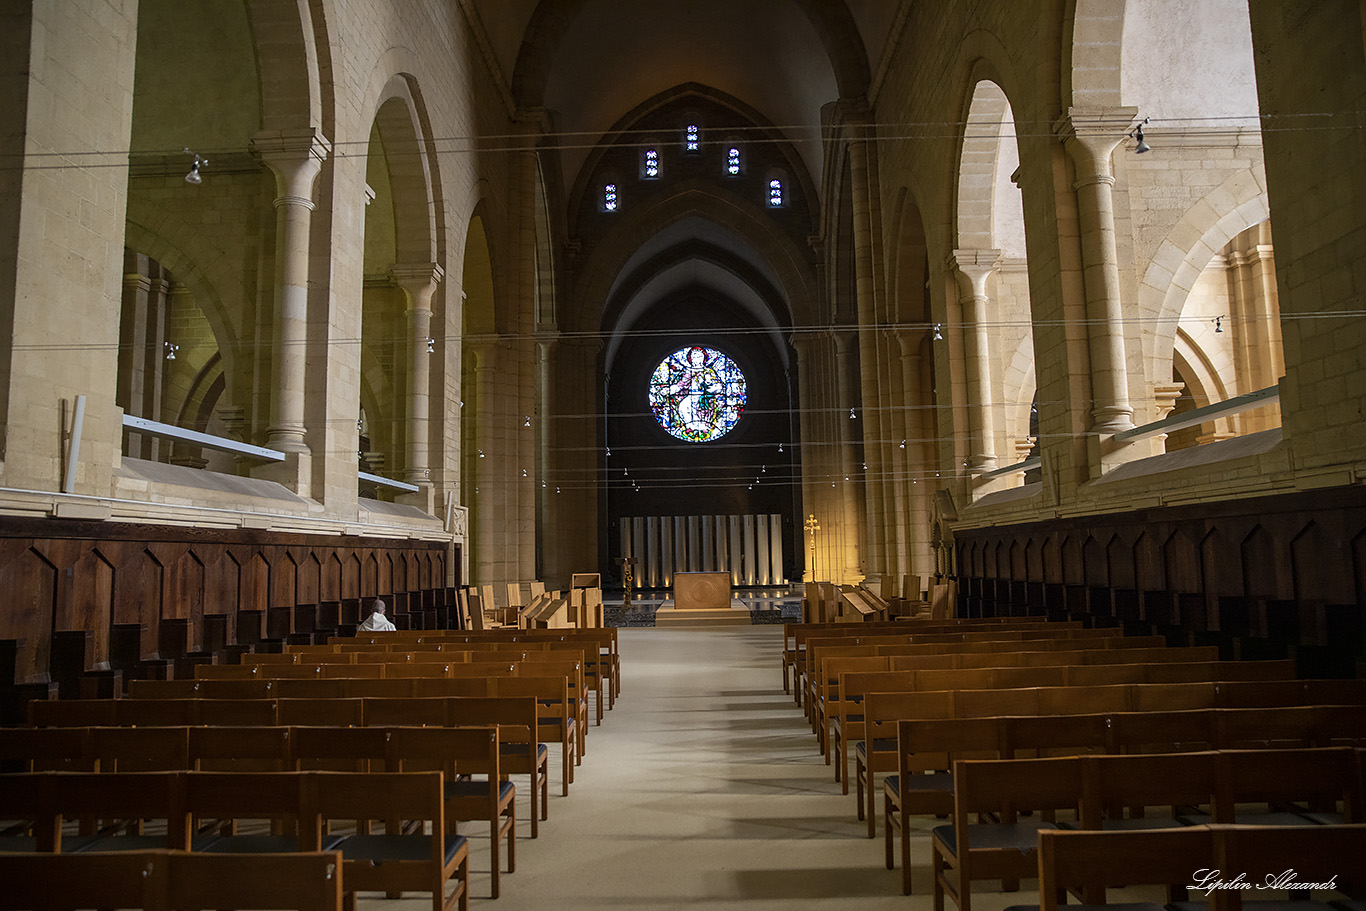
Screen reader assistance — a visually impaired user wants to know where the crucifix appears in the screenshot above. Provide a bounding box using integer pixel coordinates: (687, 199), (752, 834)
(804, 513), (820, 582)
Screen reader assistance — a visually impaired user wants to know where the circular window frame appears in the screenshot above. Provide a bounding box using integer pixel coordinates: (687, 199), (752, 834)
(646, 344), (748, 444)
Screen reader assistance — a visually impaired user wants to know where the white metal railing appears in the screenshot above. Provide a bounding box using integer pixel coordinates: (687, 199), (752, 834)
(122, 414), (285, 461)
(359, 470), (419, 493)
(980, 455), (1041, 480)
(1113, 384), (1280, 443)
(123, 414), (420, 493)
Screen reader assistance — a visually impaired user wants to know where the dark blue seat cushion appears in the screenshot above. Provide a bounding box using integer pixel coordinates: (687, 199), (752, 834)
(202, 834), (345, 853)
(931, 820), (1058, 857)
(854, 738), (897, 760)
(501, 743), (549, 760)
(445, 779), (515, 801)
(337, 832), (468, 865)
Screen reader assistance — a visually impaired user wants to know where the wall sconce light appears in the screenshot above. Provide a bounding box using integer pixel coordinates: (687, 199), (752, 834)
(477, 449), (485, 458)
(556, 486), (561, 494)
(541, 480), (547, 488)
(849, 407), (857, 419)
(356, 418), (363, 431)
(933, 323), (943, 341)
(1213, 315), (1225, 333)
(777, 442), (784, 453)
(1128, 117), (1151, 154)
(183, 148), (206, 184)
(900, 439), (906, 449)
(164, 342), (178, 360)
(521, 468), (528, 477)
(427, 337), (435, 353)
(523, 415), (531, 427)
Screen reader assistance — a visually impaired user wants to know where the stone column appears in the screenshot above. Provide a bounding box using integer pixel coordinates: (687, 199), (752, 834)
(832, 329), (865, 581)
(949, 249), (1002, 472)
(848, 132), (884, 582)
(897, 328), (934, 579)
(390, 262), (444, 507)
(789, 331), (820, 581)
(1055, 108), (1137, 432)
(251, 128), (331, 482)
(467, 338), (502, 584)
(881, 327), (909, 576)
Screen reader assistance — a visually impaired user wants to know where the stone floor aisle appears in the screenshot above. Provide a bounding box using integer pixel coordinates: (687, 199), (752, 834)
(366, 626), (1019, 911)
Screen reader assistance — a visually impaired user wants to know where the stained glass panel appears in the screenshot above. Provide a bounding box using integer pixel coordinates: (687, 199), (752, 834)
(648, 346), (747, 443)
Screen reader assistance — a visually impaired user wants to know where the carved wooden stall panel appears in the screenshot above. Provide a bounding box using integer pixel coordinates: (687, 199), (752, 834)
(0, 517), (450, 691)
(950, 486), (1366, 677)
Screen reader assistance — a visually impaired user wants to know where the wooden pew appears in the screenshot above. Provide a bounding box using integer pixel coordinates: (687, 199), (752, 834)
(931, 756), (1084, 911)
(0, 850), (346, 911)
(387, 726), (514, 899)
(1035, 827), (1213, 911)
(307, 771), (470, 911)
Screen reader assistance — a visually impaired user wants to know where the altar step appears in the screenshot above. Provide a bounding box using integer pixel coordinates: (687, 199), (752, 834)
(653, 602), (752, 627)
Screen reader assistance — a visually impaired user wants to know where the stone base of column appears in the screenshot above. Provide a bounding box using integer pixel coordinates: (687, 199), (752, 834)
(395, 485), (435, 514)
(1087, 432), (1147, 479)
(253, 450), (312, 496)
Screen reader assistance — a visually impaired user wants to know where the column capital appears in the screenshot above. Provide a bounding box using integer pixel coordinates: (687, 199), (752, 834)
(466, 335), (507, 368)
(895, 327), (929, 359)
(788, 329), (824, 354)
(389, 262), (445, 306)
(1054, 106), (1138, 185)
(829, 327), (858, 356)
(949, 248), (1001, 298)
(250, 127), (331, 202)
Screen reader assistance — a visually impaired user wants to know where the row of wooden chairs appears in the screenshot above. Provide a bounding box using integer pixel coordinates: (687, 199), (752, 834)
(0, 850), (347, 911)
(276, 638), (615, 723)
(189, 657), (591, 764)
(878, 707), (1366, 890)
(928, 748), (1366, 911)
(0, 769), (470, 911)
(811, 639), (1204, 756)
(1032, 823), (1366, 911)
(29, 688), (575, 800)
(827, 657), (1300, 785)
(8, 696), (551, 835)
(801, 629), (1174, 714)
(340, 628), (620, 713)
(794, 620), (1102, 702)
(6, 727), (518, 898)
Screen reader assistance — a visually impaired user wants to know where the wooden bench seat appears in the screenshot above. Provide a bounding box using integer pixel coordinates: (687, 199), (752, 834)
(0, 850), (346, 911)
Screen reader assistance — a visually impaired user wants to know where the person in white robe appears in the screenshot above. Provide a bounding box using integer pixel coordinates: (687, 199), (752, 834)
(357, 598), (396, 632)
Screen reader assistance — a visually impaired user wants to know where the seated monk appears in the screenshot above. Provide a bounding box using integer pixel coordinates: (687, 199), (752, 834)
(357, 598), (396, 632)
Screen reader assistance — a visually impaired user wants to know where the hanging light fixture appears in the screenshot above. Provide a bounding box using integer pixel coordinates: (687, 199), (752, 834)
(1128, 117), (1151, 154)
(183, 148), (206, 184)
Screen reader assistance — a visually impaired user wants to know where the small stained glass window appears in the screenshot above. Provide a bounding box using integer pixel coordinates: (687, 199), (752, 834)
(768, 178), (784, 207)
(685, 123), (700, 152)
(603, 183), (618, 211)
(726, 147), (742, 175)
(642, 148), (660, 179)
(648, 346), (747, 443)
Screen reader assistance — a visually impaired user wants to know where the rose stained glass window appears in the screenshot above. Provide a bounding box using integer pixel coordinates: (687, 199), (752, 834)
(648, 346), (747, 443)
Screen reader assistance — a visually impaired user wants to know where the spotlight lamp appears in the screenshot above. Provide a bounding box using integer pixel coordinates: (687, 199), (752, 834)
(183, 148), (207, 184)
(1128, 117), (1151, 154)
